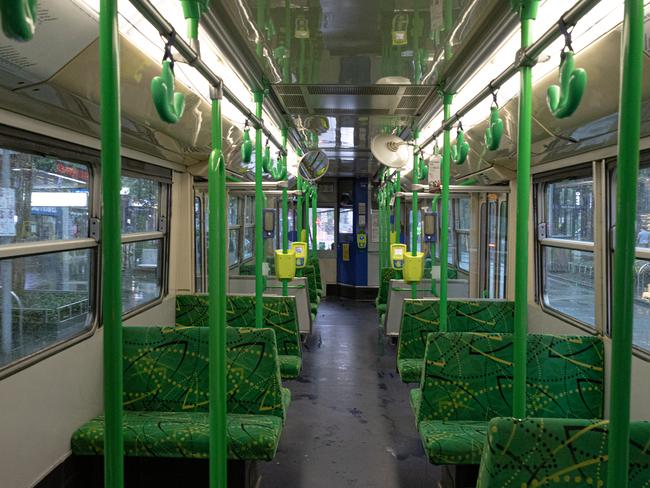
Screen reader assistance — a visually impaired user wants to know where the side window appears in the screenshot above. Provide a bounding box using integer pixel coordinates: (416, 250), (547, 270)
(456, 196), (471, 272)
(243, 195), (254, 261)
(0, 148), (95, 370)
(120, 174), (168, 314)
(538, 174), (595, 327)
(308, 207), (336, 250)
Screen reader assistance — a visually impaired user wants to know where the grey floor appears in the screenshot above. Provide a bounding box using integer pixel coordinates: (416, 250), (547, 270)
(258, 298), (442, 487)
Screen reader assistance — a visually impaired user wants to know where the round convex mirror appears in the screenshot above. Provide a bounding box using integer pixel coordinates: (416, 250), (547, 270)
(298, 150), (330, 182)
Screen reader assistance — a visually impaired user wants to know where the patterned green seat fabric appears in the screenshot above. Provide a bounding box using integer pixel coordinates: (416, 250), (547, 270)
(279, 355), (302, 380)
(413, 332), (604, 464)
(303, 265), (319, 306)
(396, 299), (515, 383)
(477, 418), (650, 487)
(397, 358), (422, 384)
(176, 294), (302, 380)
(377, 303), (387, 314)
(71, 412), (282, 461)
(72, 326), (287, 461)
(409, 388), (422, 417)
(419, 420), (489, 465)
(375, 267), (402, 312)
(281, 387), (291, 413)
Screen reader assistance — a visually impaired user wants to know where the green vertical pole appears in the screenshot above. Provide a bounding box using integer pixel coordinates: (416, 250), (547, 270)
(395, 172), (401, 244)
(378, 189), (384, 269)
(513, 1), (538, 418)
(281, 128), (289, 296)
(297, 176), (303, 241)
(411, 131), (420, 299)
(208, 85), (227, 488)
(254, 90), (264, 328)
(439, 94), (453, 331)
(608, 1), (644, 484)
(99, 1), (123, 486)
(312, 188), (318, 252)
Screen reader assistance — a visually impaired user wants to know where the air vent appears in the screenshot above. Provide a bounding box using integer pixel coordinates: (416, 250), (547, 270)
(307, 86), (400, 96)
(282, 95), (308, 109)
(316, 108), (388, 116)
(404, 86), (433, 97)
(274, 85), (303, 95)
(397, 96), (425, 109)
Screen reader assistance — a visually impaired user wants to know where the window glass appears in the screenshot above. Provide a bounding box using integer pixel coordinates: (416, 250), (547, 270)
(229, 196), (240, 226)
(244, 196), (254, 225)
(0, 150), (89, 243)
(120, 176), (160, 234)
(309, 208), (336, 250)
(457, 197), (470, 230)
(338, 208), (353, 234)
(122, 240), (162, 313)
(635, 167), (650, 249)
(498, 201), (508, 298)
(543, 247), (595, 326)
(194, 197), (203, 292)
(0, 249), (93, 368)
(448, 201), (456, 265)
(243, 227), (254, 260)
(229, 229), (239, 265)
(458, 234), (470, 271)
(633, 258), (650, 350)
(545, 177), (594, 242)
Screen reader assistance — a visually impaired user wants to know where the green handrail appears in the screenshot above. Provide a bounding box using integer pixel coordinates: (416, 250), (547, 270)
(395, 171), (401, 244)
(439, 93), (453, 332)
(512, 0), (539, 419)
(311, 187), (317, 252)
(254, 90), (264, 328)
(607, 1), (645, 484)
(281, 128), (289, 296)
(99, 0), (123, 486)
(208, 86), (227, 488)
(411, 131), (420, 299)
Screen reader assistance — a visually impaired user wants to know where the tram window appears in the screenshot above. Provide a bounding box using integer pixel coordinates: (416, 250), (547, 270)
(120, 176), (160, 234)
(339, 208), (353, 234)
(243, 227), (254, 260)
(229, 229), (240, 265)
(194, 197), (203, 292)
(0, 151), (90, 243)
(456, 197), (471, 272)
(448, 201), (456, 266)
(229, 195), (240, 226)
(0, 249), (94, 369)
(121, 240), (162, 313)
(539, 175), (595, 327)
(308, 208), (335, 250)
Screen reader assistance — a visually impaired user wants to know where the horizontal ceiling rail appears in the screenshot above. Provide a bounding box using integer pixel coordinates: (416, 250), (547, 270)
(128, 0), (288, 156)
(416, 0), (602, 154)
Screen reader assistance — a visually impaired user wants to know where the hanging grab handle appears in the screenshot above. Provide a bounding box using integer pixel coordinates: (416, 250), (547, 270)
(1, 0), (38, 42)
(451, 122), (469, 165)
(261, 140), (272, 173)
(241, 121), (253, 163)
(179, 0), (208, 40)
(546, 20), (587, 119)
(151, 40), (186, 124)
(264, 148), (287, 181)
(485, 88), (504, 151)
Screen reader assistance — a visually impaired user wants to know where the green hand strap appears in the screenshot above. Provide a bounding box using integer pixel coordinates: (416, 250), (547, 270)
(179, 0), (208, 39)
(261, 142), (272, 173)
(1, 0), (38, 42)
(547, 50), (587, 119)
(264, 148), (287, 181)
(451, 127), (469, 165)
(485, 105), (504, 151)
(151, 59), (186, 124)
(241, 125), (253, 163)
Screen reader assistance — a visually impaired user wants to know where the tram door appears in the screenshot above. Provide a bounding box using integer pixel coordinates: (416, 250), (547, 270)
(336, 178), (368, 286)
(479, 193), (509, 298)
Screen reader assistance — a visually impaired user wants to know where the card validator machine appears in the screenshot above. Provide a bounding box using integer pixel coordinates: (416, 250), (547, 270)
(291, 242), (308, 268)
(390, 244), (407, 270)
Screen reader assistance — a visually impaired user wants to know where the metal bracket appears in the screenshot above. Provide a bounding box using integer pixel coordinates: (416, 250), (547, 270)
(90, 218), (101, 242)
(516, 47), (538, 68)
(537, 222), (548, 241)
(158, 216), (168, 234)
(209, 81), (223, 101)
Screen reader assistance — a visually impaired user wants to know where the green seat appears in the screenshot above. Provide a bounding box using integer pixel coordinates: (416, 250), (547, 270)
(477, 418), (650, 487)
(412, 332), (604, 465)
(72, 326), (287, 461)
(176, 294), (302, 380)
(396, 299), (515, 383)
(281, 387), (291, 413)
(71, 411), (282, 461)
(375, 267), (402, 313)
(279, 356), (302, 380)
(377, 303), (387, 314)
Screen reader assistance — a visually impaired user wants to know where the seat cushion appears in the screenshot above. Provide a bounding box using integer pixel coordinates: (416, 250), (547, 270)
(418, 420), (489, 465)
(279, 355), (302, 380)
(397, 358), (422, 383)
(377, 303), (387, 314)
(281, 387), (291, 415)
(71, 411), (282, 461)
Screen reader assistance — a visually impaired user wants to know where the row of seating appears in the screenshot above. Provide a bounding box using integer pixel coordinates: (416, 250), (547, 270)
(378, 288), (650, 484)
(72, 325), (289, 462)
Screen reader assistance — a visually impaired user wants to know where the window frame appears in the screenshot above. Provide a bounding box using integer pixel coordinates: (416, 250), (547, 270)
(454, 196), (471, 272)
(534, 165), (598, 333)
(0, 128), (101, 377)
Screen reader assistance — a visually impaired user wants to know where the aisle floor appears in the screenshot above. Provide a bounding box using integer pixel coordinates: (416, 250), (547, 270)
(258, 298), (442, 487)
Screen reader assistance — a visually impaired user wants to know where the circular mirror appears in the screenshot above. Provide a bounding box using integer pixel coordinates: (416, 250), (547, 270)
(298, 150), (330, 182)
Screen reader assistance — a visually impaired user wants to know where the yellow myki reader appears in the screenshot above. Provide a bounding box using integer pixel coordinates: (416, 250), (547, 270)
(357, 230), (367, 249)
(390, 244), (407, 270)
(291, 241), (308, 268)
(275, 249), (296, 280)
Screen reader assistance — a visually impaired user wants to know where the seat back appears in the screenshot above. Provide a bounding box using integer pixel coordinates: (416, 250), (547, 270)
(376, 267), (402, 308)
(302, 265), (318, 304)
(397, 299), (515, 363)
(122, 326), (285, 419)
(175, 294), (301, 359)
(477, 417), (650, 487)
(416, 332), (604, 424)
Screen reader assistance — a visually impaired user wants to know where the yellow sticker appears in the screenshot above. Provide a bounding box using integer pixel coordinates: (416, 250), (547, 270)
(342, 243), (350, 261)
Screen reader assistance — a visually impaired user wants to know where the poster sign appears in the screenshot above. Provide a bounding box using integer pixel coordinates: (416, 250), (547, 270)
(0, 188), (16, 237)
